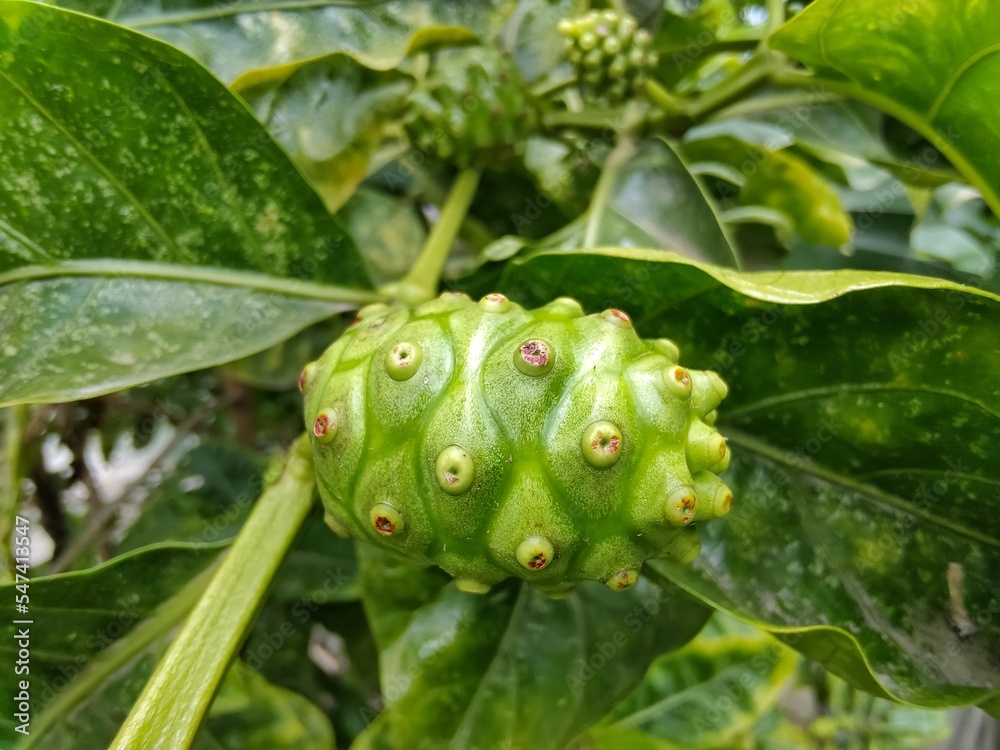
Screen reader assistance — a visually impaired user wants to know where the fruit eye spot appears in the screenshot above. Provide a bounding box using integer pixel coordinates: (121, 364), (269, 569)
(386, 341), (423, 381)
(369, 502), (404, 536)
(582, 421), (624, 467)
(436, 445), (474, 495)
(312, 408), (339, 443)
(516, 536), (555, 571)
(601, 308), (632, 328)
(514, 339), (555, 376)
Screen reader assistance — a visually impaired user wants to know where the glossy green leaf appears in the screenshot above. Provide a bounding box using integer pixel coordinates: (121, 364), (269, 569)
(353, 544), (713, 749)
(502, 137), (740, 267)
(771, 0), (1000, 216)
(244, 58), (412, 213)
(0, 3), (375, 407)
(196, 661), (335, 750)
(580, 613), (798, 749)
(494, 247), (1000, 712)
(0, 543), (224, 747)
(45, 0), (517, 86)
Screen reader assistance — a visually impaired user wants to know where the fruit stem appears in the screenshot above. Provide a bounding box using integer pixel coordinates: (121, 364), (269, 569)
(397, 168), (482, 304)
(583, 134), (637, 248)
(684, 52), (776, 121)
(109, 435), (316, 750)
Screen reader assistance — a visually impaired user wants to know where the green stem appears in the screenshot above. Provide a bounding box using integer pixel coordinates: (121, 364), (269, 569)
(541, 109), (628, 131)
(396, 168), (481, 304)
(686, 52), (776, 121)
(0, 405), (27, 582)
(766, 0), (786, 35)
(643, 80), (691, 125)
(23, 554), (222, 748)
(110, 435), (317, 750)
(530, 72), (577, 99)
(583, 135), (637, 248)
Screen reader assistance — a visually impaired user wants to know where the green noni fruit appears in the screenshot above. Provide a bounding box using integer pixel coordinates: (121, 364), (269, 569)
(558, 9), (658, 104)
(301, 293), (732, 597)
(403, 46), (537, 169)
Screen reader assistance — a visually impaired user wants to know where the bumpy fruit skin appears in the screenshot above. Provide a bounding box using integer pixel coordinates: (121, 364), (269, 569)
(403, 47), (538, 169)
(558, 10), (658, 104)
(302, 294), (732, 596)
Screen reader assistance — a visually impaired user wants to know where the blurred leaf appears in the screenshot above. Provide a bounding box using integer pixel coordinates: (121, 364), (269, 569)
(496, 247), (1000, 712)
(42, 0), (517, 86)
(771, 0), (1000, 216)
(579, 613), (798, 750)
(338, 188), (427, 287)
(911, 184), (998, 278)
(221, 318), (349, 391)
(741, 150), (853, 248)
(684, 124), (853, 249)
(244, 58), (412, 213)
(716, 96), (960, 189)
(0, 3), (374, 408)
(118, 442), (266, 553)
(196, 661), (334, 750)
(353, 544), (712, 750)
(0, 543), (224, 747)
(504, 0), (582, 83)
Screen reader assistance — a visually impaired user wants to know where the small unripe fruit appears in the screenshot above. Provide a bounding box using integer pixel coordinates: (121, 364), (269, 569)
(305, 295), (732, 594)
(558, 9), (658, 104)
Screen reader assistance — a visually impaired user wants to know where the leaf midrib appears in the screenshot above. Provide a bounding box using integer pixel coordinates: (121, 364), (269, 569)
(724, 382), (1000, 422)
(0, 259), (380, 303)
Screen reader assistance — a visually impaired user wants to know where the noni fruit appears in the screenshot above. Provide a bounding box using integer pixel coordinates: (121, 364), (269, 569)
(403, 46), (537, 169)
(302, 293), (732, 597)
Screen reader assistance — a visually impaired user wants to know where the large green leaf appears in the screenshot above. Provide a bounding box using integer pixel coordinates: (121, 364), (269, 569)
(353, 544), (713, 749)
(770, 0), (1000, 216)
(44, 0), (517, 86)
(578, 613), (799, 749)
(0, 2), (375, 407)
(493, 247), (1000, 712)
(0, 543), (224, 747)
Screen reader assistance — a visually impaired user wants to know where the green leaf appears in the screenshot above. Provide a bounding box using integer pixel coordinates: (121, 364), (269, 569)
(0, 2), (376, 407)
(354, 544), (713, 750)
(509, 138), (740, 267)
(740, 150), (853, 248)
(580, 613), (799, 750)
(716, 96), (960, 189)
(243, 59), (412, 213)
(683, 123), (854, 249)
(495, 247), (1000, 711)
(117, 441), (266, 553)
(770, 0), (1000, 216)
(338, 188), (427, 287)
(0, 543), (223, 747)
(45, 0), (517, 86)
(196, 661), (334, 750)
